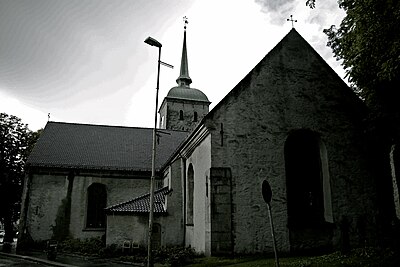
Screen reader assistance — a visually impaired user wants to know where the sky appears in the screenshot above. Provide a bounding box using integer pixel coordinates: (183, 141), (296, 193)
(0, 0), (346, 131)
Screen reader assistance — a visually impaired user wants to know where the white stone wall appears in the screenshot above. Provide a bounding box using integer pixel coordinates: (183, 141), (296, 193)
(69, 175), (150, 240)
(24, 171), (151, 242)
(106, 215), (148, 248)
(185, 134), (211, 254)
(26, 174), (67, 241)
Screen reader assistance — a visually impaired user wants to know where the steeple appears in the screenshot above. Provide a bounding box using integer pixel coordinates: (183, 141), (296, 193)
(159, 17), (210, 132)
(176, 17), (192, 87)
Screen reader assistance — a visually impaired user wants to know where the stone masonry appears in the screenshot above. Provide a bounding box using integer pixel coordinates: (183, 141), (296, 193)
(204, 29), (378, 254)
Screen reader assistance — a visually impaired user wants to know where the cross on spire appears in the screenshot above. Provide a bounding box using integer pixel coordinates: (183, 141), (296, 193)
(287, 15), (297, 28)
(183, 16), (188, 30)
(177, 16), (192, 87)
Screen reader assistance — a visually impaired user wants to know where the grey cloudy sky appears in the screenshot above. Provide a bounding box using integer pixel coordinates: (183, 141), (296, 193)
(0, 0), (345, 130)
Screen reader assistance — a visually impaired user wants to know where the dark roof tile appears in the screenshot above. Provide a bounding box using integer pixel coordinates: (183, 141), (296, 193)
(105, 186), (171, 214)
(27, 122), (188, 171)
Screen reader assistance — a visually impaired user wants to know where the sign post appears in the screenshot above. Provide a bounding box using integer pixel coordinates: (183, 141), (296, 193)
(262, 180), (280, 267)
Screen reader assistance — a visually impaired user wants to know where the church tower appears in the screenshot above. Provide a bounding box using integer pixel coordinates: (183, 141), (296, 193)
(159, 18), (210, 131)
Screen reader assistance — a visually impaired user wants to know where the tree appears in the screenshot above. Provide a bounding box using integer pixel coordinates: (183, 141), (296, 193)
(308, 0), (400, 245)
(309, 0), (400, 139)
(0, 113), (36, 251)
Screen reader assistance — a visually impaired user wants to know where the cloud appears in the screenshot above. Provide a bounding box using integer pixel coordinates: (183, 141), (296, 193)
(254, 0), (297, 25)
(0, 0), (190, 107)
(255, 0), (295, 12)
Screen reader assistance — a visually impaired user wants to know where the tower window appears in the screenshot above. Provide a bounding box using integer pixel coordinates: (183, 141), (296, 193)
(193, 111), (198, 122)
(179, 110), (184, 120)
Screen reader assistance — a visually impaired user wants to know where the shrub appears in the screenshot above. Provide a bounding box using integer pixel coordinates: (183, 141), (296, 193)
(58, 237), (105, 255)
(154, 246), (197, 266)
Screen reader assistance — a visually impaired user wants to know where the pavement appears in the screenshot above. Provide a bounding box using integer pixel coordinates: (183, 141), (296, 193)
(0, 241), (143, 267)
(0, 241), (77, 267)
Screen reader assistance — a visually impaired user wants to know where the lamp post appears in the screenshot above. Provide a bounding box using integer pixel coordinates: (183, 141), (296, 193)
(144, 36), (161, 267)
(144, 36), (173, 267)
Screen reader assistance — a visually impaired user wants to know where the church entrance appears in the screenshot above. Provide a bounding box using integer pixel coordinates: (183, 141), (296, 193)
(285, 129), (332, 252)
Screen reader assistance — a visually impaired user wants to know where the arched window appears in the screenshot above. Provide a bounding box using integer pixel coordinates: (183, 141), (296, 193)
(86, 183), (107, 228)
(187, 164), (194, 225)
(179, 110), (184, 120)
(193, 111), (198, 122)
(285, 130), (325, 228)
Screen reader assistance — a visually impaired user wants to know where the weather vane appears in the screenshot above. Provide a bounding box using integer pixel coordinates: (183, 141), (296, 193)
(287, 15), (297, 28)
(183, 16), (188, 30)
(48, 113), (50, 121)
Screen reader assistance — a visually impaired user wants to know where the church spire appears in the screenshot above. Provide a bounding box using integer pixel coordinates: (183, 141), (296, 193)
(176, 16), (192, 87)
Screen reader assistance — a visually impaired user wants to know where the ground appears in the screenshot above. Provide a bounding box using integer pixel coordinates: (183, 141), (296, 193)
(186, 248), (400, 267)
(1, 246), (399, 266)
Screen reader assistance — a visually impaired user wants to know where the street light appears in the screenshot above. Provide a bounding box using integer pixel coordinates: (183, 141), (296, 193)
(145, 36), (162, 48)
(144, 36), (172, 267)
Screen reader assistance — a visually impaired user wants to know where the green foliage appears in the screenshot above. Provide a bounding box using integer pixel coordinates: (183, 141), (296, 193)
(114, 246), (197, 266)
(0, 113), (34, 245)
(307, 1), (400, 145)
(324, 1), (399, 95)
(153, 246), (197, 266)
(322, 0), (400, 141)
(58, 237), (105, 255)
(306, 0), (316, 9)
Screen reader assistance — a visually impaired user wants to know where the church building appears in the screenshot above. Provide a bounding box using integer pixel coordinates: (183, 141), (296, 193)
(19, 24), (387, 255)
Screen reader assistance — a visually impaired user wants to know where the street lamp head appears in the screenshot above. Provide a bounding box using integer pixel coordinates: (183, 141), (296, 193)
(144, 36), (162, 48)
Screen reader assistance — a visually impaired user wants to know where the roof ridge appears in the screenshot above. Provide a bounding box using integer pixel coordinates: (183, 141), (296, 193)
(46, 121), (190, 134)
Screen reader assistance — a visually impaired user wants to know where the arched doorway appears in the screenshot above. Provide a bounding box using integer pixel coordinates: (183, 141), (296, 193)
(285, 129), (332, 252)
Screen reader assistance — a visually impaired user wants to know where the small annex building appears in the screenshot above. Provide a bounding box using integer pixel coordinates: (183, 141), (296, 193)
(18, 123), (188, 248)
(19, 27), (391, 256)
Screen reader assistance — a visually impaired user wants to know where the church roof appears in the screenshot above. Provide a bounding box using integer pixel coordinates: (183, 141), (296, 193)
(105, 186), (171, 214)
(166, 86), (210, 103)
(26, 122), (188, 172)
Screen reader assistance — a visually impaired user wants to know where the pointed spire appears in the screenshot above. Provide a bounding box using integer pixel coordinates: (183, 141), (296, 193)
(176, 16), (192, 87)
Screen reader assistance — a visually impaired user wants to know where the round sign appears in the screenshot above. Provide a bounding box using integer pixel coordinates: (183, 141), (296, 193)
(262, 180), (272, 204)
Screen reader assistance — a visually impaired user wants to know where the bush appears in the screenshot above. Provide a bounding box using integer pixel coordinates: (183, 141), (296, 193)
(154, 246), (197, 266)
(58, 237), (105, 255)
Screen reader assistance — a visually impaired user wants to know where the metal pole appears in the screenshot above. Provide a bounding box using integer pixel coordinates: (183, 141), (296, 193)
(267, 203), (280, 267)
(147, 45), (161, 267)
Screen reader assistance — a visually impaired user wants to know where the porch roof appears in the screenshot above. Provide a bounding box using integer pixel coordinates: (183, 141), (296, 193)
(105, 186), (171, 214)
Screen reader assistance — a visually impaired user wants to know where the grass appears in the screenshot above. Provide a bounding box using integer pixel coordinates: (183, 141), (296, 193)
(184, 247), (400, 267)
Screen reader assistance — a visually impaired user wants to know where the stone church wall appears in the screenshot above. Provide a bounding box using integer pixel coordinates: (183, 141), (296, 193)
(160, 99), (209, 131)
(106, 159), (185, 248)
(106, 214), (178, 249)
(25, 173), (67, 241)
(69, 175), (150, 240)
(24, 170), (151, 242)
(206, 32), (377, 254)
